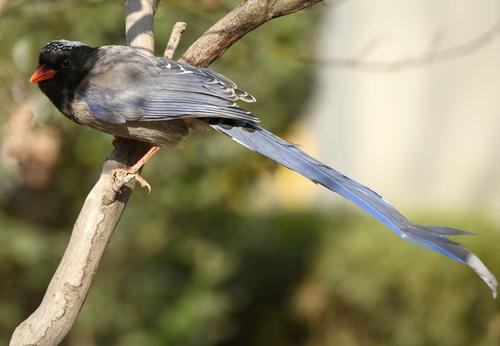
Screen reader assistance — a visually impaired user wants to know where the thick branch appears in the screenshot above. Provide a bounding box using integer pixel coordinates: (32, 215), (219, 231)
(9, 140), (150, 346)
(180, 0), (323, 67)
(125, 0), (159, 55)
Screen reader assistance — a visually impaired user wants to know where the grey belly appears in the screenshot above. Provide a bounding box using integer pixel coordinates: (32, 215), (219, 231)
(88, 118), (191, 147)
(69, 102), (210, 146)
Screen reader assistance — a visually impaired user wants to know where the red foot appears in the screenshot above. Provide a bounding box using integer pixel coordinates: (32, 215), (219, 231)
(112, 168), (152, 194)
(111, 145), (161, 194)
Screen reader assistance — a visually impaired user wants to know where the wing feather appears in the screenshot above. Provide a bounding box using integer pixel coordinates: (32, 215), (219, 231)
(75, 45), (257, 124)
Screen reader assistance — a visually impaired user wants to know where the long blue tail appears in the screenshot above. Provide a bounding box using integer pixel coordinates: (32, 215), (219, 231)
(211, 122), (497, 297)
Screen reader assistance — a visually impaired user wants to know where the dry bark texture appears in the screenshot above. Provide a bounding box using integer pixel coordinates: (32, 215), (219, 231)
(9, 139), (150, 346)
(180, 0), (322, 67)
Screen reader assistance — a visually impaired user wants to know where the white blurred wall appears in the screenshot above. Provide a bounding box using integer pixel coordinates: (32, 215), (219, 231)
(304, 0), (500, 214)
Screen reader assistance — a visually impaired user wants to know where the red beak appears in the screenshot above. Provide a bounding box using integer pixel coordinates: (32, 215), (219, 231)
(30, 65), (56, 84)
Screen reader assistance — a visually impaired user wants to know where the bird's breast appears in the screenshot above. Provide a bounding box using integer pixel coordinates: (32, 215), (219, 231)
(70, 101), (191, 146)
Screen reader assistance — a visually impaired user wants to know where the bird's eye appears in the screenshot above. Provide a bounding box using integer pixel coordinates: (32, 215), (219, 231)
(61, 58), (71, 69)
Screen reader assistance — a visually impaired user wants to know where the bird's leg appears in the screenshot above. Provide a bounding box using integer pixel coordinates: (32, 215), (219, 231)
(112, 145), (160, 193)
(128, 145), (161, 172)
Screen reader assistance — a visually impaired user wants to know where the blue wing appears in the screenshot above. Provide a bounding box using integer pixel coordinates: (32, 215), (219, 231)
(75, 45), (257, 124)
(211, 122), (497, 297)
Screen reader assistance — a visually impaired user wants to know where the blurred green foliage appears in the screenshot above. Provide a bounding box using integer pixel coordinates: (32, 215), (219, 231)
(0, 1), (499, 345)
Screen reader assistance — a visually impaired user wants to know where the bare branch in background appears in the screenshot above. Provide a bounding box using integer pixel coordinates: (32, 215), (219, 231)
(319, 19), (500, 72)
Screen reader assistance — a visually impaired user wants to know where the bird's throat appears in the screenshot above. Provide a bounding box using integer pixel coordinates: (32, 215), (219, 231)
(39, 80), (78, 122)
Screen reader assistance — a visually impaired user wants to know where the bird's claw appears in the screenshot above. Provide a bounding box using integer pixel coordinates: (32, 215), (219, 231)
(132, 173), (152, 194)
(112, 168), (152, 194)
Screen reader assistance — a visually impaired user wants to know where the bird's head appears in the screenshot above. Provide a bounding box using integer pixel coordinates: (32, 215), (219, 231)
(31, 40), (96, 110)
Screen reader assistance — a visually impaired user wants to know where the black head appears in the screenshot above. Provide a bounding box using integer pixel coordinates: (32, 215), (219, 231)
(31, 39), (96, 114)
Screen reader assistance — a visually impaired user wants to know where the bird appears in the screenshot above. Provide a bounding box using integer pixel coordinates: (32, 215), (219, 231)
(31, 39), (497, 296)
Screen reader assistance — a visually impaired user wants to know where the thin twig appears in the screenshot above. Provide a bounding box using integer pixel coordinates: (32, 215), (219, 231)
(318, 19), (500, 72)
(163, 21), (187, 59)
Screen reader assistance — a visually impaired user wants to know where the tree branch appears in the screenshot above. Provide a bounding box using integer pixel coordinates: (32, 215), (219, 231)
(9, 140), (150, 346)
(125, 0), (159, 55)
(180, 0), (323, 67)
(10, 0), (322, 344)
(163, 21), (187, 59)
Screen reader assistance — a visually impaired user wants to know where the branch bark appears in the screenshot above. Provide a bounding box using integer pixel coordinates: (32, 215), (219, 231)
(10, 0), (322, 344)
(9, 140), (150, 346)
(180, 0), (323, 67)
(125, 0), (159, 55)
(163, 21), (187, 59)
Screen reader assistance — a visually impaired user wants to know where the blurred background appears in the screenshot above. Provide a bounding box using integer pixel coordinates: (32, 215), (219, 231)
(1, 0), (500, 345)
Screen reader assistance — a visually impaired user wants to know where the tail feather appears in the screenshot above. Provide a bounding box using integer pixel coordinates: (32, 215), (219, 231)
(211, 122), (497, 297)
